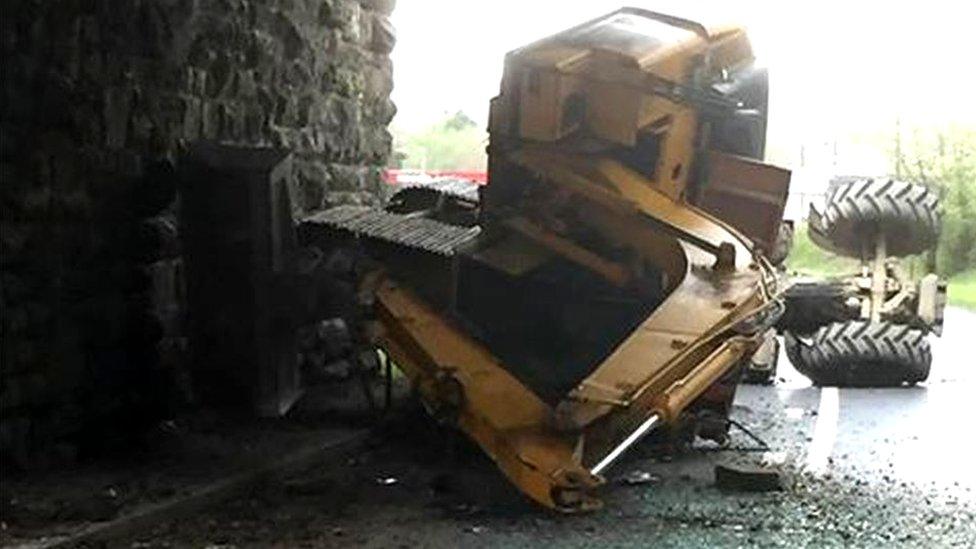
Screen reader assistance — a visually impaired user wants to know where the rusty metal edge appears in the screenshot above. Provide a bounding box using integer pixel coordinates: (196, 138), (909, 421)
(26, 429), (370, 549)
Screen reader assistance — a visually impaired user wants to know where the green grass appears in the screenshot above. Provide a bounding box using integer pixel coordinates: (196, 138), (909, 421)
(784, 223), (976, 310)
(948, 270), (976, 310)
(784, 223), (859, 277)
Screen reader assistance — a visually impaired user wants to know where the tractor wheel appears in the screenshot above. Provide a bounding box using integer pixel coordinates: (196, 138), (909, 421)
(784, 320), (931, 387)
(807, 177), (939, 258)
(776, 278), (856, 336)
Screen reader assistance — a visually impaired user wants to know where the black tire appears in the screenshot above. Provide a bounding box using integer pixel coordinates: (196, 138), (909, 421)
(776, 278), (856, 336)
(386, 183), (479, 227)
(808, 177), (940, 258)
(784, 320), (931, 387)
(386, 186), (445, 213)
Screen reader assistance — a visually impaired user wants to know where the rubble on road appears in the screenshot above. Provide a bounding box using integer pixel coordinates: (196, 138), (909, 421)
(715, 458), (784, 492)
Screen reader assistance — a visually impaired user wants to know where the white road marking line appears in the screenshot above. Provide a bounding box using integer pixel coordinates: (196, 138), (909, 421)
(805, 386), (839, 475)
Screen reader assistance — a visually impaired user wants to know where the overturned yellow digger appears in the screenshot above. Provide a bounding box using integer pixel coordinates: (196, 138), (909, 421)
(300, 8), (791, 511)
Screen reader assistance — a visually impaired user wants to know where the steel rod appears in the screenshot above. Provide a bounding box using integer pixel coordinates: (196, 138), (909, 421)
(590, 413), (661, 475)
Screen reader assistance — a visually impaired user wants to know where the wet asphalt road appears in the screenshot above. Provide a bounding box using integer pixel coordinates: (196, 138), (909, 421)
(837, 306), (976, 492)
(123, 308), (976, 548)
(753, 305), (976, 492)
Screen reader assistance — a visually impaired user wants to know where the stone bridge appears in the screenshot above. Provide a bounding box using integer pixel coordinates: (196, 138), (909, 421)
(0, 0), (397, 466)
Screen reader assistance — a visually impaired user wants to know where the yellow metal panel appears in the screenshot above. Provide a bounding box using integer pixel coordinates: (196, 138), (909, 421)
(507, 148), (769, 434)
(584, 79), (645, 146)
(654, 107), (697, 200)
(699, 151), (792, 254)
(513, 148), (758, 264)
(374, 280), (603, 511)
(518, 69), (584, 142)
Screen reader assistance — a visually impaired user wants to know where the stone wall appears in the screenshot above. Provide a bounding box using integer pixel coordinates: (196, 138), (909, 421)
(0, 0), (395, 466)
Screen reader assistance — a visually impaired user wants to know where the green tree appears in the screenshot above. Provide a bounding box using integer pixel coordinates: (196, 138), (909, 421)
(892, 126), (976, 276)
(443, 111), (477, 131)
(393, 112), (487, 171)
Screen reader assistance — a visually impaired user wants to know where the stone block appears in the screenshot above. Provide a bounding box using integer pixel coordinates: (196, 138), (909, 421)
(183, 66), (208, 96)
(243, 100), (267, 142)
(234, 69), (258, 97)
(370, 14), (396, 54)
(357, 6), (373, 46)
(359, 0), (396, 15)
(363, 63), (394, 100)
(327, 163), (368, 192)
(201, 100), (220, 139)
(292, 159), (330, 214)
(103, 86), (131, 149)
(181, 95), (203, 142)
(218, 101), (246, 142)
(319, 0), (356, 30)
(344, 1), (364, 44)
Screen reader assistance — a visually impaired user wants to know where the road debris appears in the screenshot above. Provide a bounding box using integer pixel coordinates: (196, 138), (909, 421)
(619, 470), (662, 486)
(715, 458), (784, 492)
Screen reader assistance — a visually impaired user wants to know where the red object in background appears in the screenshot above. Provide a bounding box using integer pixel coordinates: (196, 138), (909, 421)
(432, 170), (487, 184)
(383, 169), (487, 185)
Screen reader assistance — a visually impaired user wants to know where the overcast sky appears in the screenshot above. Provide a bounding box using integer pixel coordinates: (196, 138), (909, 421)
(390, 0), (975, 174)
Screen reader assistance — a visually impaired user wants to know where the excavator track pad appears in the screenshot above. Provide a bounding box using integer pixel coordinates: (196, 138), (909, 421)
(303, 205), (480, 257)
